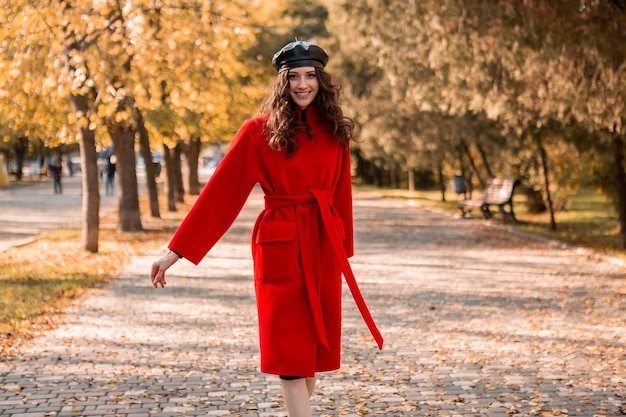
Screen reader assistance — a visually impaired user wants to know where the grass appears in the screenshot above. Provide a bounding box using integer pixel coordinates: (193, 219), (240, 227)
(514, 188), (621, 256)
(0, 183), (621, 356)
(0, 196), (194, 356)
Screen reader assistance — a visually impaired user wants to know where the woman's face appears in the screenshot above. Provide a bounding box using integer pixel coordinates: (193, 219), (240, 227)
(287, 66), (319, 110)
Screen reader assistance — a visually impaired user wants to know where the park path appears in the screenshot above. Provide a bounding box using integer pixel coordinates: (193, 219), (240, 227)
(0, 186), (624, 416)
(0, 175), (117, 252)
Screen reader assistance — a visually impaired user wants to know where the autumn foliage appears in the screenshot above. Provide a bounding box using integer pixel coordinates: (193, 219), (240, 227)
(1, 0), (625, 246)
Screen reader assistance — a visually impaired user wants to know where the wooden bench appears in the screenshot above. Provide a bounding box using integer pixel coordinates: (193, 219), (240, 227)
(457, 178), (520, 222)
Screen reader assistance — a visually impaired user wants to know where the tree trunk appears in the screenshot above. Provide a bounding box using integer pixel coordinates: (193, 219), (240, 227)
(437, 161), (446, 202)
(61, 0), (100, 252)
(460, 138), (485, 189)
(163, 144), (177, 212)
(109, 125), (143, 232)
(612, 133), (626, 249)
(70, 94), (101, 253)
(536, 132), (556, 231)
(408, 168), (415, 192)
(475, 138), (494, 178)
(363, 160), (374, 185)
(373, 160), (383, 187)
(134, 107), (161, 218)
(173, 142), (185, 202)
(187, 136), (202, 195)
(14, 136), (28, 181)
(389, 159), (399, 189)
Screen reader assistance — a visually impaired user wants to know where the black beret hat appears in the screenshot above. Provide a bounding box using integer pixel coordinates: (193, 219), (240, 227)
(272, 41), (329, 72)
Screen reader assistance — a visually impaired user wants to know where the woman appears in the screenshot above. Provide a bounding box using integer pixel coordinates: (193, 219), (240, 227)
(150, 40), (383, 417)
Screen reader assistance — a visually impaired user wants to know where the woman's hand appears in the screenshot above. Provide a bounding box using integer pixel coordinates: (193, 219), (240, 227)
(150, 251), (180, 288)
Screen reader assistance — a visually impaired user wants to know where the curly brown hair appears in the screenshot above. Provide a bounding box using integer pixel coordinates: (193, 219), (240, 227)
(260, 67), (355, 157)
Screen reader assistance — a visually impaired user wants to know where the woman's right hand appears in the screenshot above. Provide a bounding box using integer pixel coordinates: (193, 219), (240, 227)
(150, 251), (180, 288)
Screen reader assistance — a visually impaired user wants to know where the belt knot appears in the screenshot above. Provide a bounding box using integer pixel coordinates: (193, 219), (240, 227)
(264, 191), (333, 209)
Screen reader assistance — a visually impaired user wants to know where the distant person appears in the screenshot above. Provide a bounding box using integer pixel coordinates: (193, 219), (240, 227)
(150, 40), (383, 417)
(105, 155), (117, 196)
(49, 156), (62, 194)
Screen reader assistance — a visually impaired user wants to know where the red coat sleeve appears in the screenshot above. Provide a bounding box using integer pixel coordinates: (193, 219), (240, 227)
(168, 119), (262, 265)
(333, 145), (354, 258)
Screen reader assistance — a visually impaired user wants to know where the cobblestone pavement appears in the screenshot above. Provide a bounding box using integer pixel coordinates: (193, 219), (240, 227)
(0, 188), (624, 416)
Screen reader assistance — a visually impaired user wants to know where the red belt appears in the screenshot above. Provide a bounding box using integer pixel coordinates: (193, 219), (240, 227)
(264, 191), (384, 350)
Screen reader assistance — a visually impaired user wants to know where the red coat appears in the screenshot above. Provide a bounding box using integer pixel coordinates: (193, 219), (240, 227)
(169, 105), (383, 377)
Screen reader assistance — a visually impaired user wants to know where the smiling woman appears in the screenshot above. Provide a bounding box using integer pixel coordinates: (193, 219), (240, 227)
(149, 40), (383, 417)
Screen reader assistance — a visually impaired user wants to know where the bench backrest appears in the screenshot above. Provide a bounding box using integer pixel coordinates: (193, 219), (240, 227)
(483, 178), (518, 204)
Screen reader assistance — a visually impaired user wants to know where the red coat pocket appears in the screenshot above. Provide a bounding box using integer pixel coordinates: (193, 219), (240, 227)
(255, 221), (301, 281)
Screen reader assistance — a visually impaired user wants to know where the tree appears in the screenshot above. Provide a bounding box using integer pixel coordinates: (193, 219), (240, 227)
(135, 0), (268, 210)
(325, 0), (625, 237)
(0, 4), (72, 181)
(1, 0), (274, 245)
